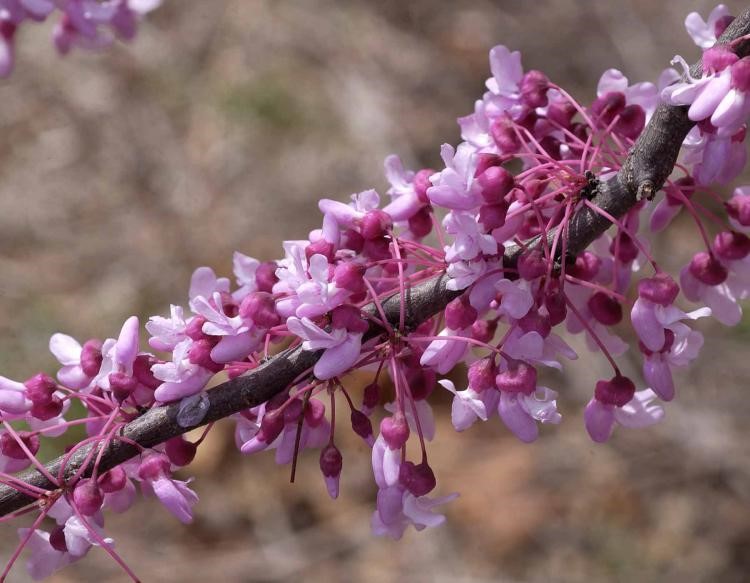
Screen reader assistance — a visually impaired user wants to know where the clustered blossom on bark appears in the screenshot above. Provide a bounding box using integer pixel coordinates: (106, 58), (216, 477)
(0, 0), (160, 77)
(1, 4), (750, 580)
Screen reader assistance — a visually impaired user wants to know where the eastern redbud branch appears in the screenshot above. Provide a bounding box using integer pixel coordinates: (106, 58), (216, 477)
(1, 8), (750, 519)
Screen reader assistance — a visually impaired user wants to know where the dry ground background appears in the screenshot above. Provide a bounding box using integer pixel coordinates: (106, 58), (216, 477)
(1, 1), (750, 581)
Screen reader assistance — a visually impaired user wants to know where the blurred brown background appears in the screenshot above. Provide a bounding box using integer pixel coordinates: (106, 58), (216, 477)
(2, 1), (750, 581)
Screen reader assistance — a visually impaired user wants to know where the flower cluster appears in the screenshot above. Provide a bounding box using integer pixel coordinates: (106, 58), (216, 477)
(1, 4), (750, 581)
(0, 0), (161, 77)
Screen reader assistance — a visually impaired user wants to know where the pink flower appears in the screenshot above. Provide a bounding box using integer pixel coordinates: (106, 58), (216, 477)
(286, 316), (363, 380)
(438, 379), (488, 431)
(137, 454), (199, 524)
(685, 4), (733, 48)
(152, 339), (215, 402)
(584, 388), (664, 443)
(371, 484), (458, 540)
(428, 143), (482, 211)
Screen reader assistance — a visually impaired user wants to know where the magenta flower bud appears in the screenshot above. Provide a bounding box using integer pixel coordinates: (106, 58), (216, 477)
(478, 203), (508, 231)
(591, 91), (626, 126)
(350, 409), (374, 444)
(257, 411), (285, 444)
(517, 250), (547, 281)
(594, 375), (635, 407)
(80, 339), (103, 377)
(333, 262), (366, 293)
(732, 58), (750, 91)
(360, 209), (392, 240)
(24, 373), (57, 405)
(518, 311), (552, 337)
(138, 453), (171, 481)
(331, 305), (368, 333)
(520, 69), (549, 108)
(615, 104), (645, 140)
(0, 431), (39, 460)
(703, 46), (738, 73)
(471, 319), (497, 343)
(547, 100), (576, 129)
(133, 354), (161, 390)
(726, 194), (750, 225)
(665, 176), (696, 206)
(406, 367), (436, 401)
(444, 295), (478, 330)
(305, 238), (335, 262)
(362, 382), (380, 411)
(468, 358), (496, 392)
(414, 168), (434, 204)
(185, 316), (208, 341)
(587, 292), (623, 326)
(638, 273), (679, 306)
(363, 236), (391, 261)
(99, 467), (127, 493)
(689, 252), (728, 285)
(304, 397), (326, 427)
(474, 153), (502, 177)
(341, 228), (365, 254)
(188, 339), (224, 373)
(609, 233), (639, 263)
(49, 526), (68, 553)
(30, 395), (63, 421)
(544, 290), (567, 326)
(239, 292), (280, 328)
(478, 166), (514, 204)
(714, 231), (750, 261)
(73, 479), (104, 516)
(165, 437), (197, 467)
(399, 460), (436, 497)
(319, 443), (343, 499)
(495, 361), (537, 395)
(380, 413), (410, 450)
(255, 261), (278, 293)
(109, 371), (138, 401)
(408, 207), (433, 238)
(490, 120), (521, 154)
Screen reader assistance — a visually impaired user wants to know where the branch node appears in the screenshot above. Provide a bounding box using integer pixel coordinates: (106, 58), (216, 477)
(636, 180), (656, 202)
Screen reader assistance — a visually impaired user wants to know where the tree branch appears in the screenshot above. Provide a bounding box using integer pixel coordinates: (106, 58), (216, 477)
(2, 9), (750, 517)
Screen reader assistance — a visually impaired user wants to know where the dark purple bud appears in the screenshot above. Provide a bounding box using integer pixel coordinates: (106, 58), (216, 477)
(0, 432), (39, 460)
(255, 261), (278, 293)
(547, 100), (576, 129)
(80, 339), (103, 377)
(662, 329), (676, 354)
(517, 250), (547, 281)
(544, 290), (567, 326)
(414, 169), (434, 204)
(609, 233), (639, 263)
(49, 526), (68, 553)
(363, 236), (391, 261)
(539, 135), (562, 160)
(73, 479), (104, 516)
(587, 292), (623, 326)
(257, 411), (285, 445)
(24, 373), (57, 405)
(319, 443), (343, 478)
(239, 291), (280, 328)
(333, 262), (366, 293)
(360, 209), (392, 240)
(351, 409), (373, 442)
(99, 467), (127, 493)
(341, 228), (365, 254)
(188, 339), (224, 373)
(380, 413), (410, 449)
(478, 203), (508, 231)
(362, 382), (380, 411)
(331, 305), (368, 333)
(520, 70), (549, 108)
(714, 231), (750, 260)
(638, 273), (680, 305)
(471, 319), (497, 343)
(615, 104), (645, 140)
(468, 358), (496, 392)
(165, 437), (197, 467)
(518, 311), (551, 337)
(478, 166), (514, 204)
(689, 252), (728, 285)
(703, 46), (738, 74)
(109, 372), (138, 402)
(406, 367), (436, 401)
(137, 453), (171, 481)
(305, 238), (335, 262)
(408, 207), (433, 238)
(399, 461), (436, 497)
(495, 361), (537, 395)
(594, 375), (635, 407)
(591, 91), (626, 126)
(445, 295), (478, 330)
(490, 119), (521, 154)
(30, 395), (63, 421)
